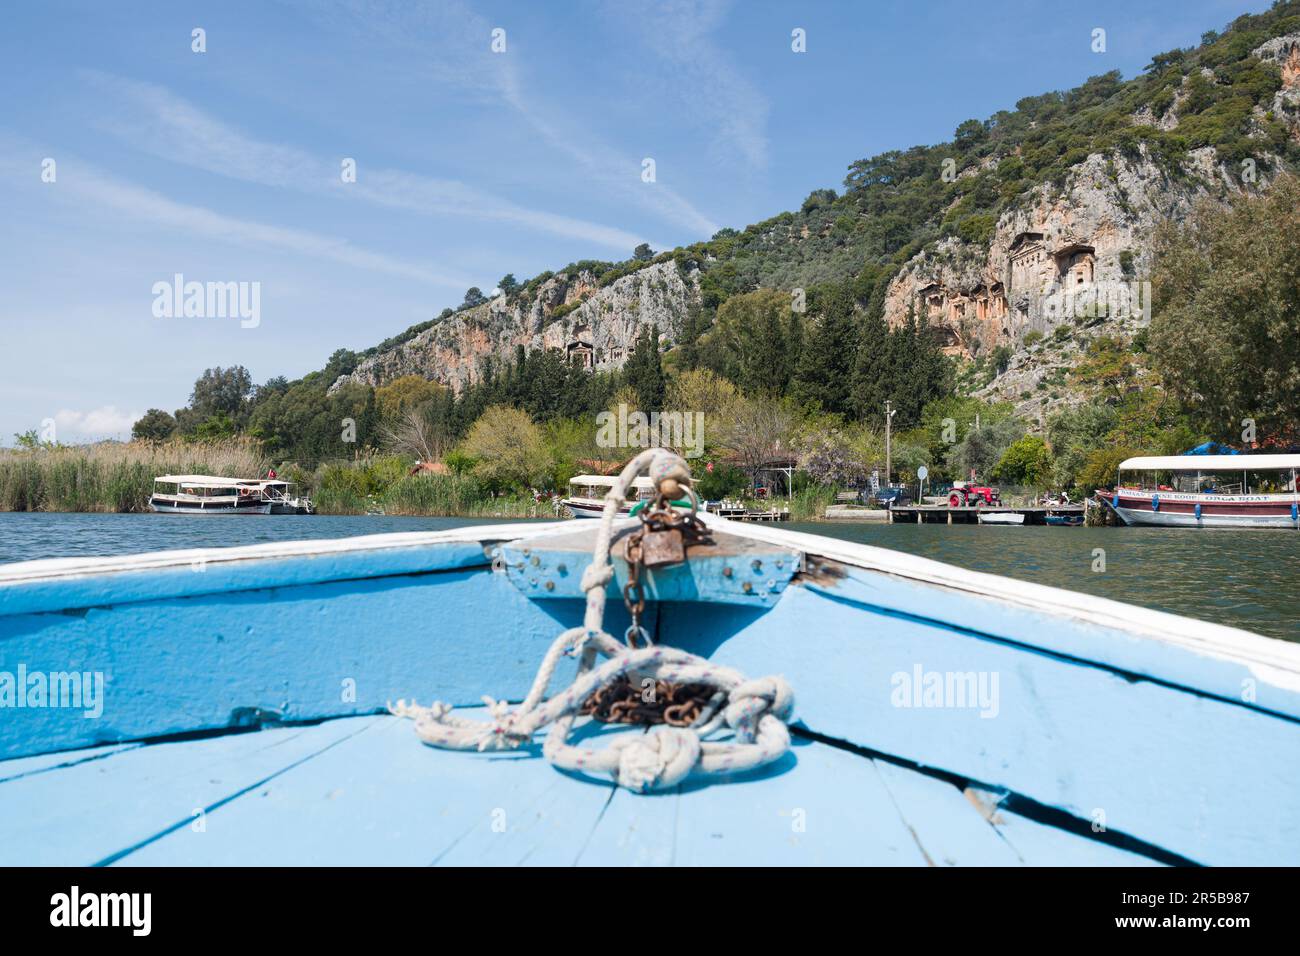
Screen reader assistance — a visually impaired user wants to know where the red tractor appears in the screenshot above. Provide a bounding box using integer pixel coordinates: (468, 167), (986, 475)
(948, 480), (1001, 508)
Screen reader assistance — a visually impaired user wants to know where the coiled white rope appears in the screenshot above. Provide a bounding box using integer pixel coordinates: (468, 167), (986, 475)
(392, 448), (795, 793)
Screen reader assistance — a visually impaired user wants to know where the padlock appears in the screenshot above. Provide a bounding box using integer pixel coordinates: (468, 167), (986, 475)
(640, 527), (686, 568)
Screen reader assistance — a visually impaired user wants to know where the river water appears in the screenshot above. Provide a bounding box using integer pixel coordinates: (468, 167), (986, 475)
(0, 513), (1294, 642)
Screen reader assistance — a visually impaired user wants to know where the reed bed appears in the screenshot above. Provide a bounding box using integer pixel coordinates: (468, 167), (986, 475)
(0, 440), (268, 513)
(313, 474), (544, 518)
(379, 475), (544, 517)
(786, 486), (840, 521)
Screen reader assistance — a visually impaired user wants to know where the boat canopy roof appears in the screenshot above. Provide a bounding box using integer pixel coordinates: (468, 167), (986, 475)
(569, 474), (656, 491)
(1118, 454), (1300, 471)
(154, 475), (285, 486)
(155, 474), (247, 486)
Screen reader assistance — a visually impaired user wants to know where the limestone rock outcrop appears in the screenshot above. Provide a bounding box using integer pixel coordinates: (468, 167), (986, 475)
(333, 33), (1300, 420)
(331, 260), (698, 394)
(881, 146), (1227, 363)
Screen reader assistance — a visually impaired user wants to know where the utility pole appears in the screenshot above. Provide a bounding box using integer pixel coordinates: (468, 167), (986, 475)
(885, 400), (897, 486)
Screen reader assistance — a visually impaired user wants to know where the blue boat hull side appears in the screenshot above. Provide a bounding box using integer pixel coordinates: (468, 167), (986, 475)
(2, 521), (1298, 866)
(0, 527), (612, 759)
(0, 532), (504, 618)
(659, 567), (1300, 867)
(0, 568), (604, 760)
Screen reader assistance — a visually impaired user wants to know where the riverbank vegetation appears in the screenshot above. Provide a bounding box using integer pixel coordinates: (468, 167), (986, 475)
(8, 178), (1297, 516)
(10, 4), (1300, 516)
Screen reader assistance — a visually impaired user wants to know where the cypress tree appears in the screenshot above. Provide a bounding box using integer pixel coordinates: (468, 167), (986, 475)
(625, 326), (666, 410)
(851, 311), (891, 424)
(791, 282), (856, 414)
(741, 304), (789, 395)
(780, 310), (800, 382)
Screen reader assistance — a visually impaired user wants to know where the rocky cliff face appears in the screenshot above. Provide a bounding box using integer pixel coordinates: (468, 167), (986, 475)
(883, 146), (1236, 363)
(331, 260), (699, 394)
(885, 31), (1300, 420)
(333, 32), (1300, 416)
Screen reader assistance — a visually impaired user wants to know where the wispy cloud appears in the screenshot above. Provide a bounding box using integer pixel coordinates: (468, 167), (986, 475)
(498, 89), (722, 239)
(289, 0), (723, 239)
(604, 0), (770, 170)
(86, 70), (650, 251)
(0, 139), (472, 288)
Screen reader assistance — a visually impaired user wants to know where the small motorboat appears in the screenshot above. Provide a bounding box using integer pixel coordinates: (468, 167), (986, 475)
(1045, 513), (1084, 527)
(260, 480), (315, 515)
(977, 511), (1025, 525)
(4, 450), (1298, 866)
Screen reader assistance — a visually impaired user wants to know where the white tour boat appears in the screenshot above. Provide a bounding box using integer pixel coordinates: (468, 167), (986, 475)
(562, 474), (656, 518)
(1109, 454), (1300, 529)
(149, 475), (314, 515)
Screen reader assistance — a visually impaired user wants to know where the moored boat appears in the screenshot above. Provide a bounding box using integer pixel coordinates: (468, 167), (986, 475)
(148, 475), (271, 514)
(259, 480), (315, 515)
(148, 475), (313, 515)
(5, 450), (1298, 866)
(1044, 513), (1083, 527)
(561, 474), (655, 518)
(977, 511), (1025, 525)
(1108, 454), (1300, 529)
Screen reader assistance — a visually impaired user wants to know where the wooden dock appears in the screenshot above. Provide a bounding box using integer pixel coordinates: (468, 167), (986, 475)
(707, 501), (791, 522)
(886, 504), (1086, 525)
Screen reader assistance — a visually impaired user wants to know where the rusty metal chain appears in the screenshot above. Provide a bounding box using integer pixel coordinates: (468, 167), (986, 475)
(579, 674), (718, 727)
(580, 491), (716, 727)
(619, 495), (711, 647)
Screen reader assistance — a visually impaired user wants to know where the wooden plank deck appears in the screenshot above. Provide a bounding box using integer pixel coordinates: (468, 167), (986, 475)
(0, 712), (1157, 867)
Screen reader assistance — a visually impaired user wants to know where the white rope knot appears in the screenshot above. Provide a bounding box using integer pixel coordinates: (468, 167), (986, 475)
(475, 696), (527, 752)
(611, 727), (701, 792)
(724, 676), (795, 738)
(648, 448), (692, 489)
(396, 448), (796, 793)
(388, 698), (450, 721)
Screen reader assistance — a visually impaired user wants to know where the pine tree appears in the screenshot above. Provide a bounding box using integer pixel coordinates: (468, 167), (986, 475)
(887, 312), (923, 423)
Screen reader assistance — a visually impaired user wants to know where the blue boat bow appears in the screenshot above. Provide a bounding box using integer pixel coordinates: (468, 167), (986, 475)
(1, 513), (1297, 866)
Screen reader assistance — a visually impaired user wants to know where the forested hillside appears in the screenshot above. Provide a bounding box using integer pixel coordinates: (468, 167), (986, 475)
(99, 2), (1300, 513)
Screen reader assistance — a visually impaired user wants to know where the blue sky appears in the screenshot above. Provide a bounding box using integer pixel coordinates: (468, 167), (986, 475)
(0, 0), (1269, 444)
